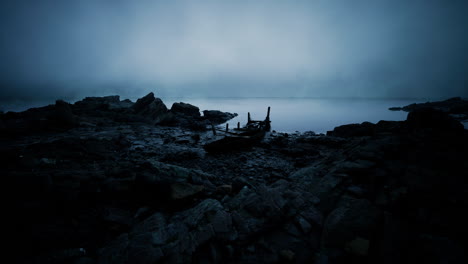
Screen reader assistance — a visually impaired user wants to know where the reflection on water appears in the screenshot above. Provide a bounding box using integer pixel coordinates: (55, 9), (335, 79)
(1, 97), (423, 133)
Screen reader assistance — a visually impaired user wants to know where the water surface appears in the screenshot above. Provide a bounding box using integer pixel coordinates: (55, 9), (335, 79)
(162, 98), (421, 133)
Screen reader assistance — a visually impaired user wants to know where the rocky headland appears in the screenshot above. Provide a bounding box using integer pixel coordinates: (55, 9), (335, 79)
(3, 94), (468, 263)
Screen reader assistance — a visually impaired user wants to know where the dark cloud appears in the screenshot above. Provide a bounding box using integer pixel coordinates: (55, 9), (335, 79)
(1, 0), (467, 100)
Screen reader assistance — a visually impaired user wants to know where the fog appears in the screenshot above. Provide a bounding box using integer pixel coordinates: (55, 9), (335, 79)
(1, 0), (467, 101)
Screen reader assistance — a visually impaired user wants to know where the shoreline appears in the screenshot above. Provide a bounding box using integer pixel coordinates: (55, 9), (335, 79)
(1, 96), (423, 134)
(4, 93), (468, 263)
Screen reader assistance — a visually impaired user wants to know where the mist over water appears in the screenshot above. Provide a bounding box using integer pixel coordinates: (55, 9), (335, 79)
(1, 0), (467, 100)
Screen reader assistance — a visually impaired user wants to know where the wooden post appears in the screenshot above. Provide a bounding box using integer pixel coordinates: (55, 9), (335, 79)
(265, 106), (271, 131)
(211, 123), (216, 136)
(248, 112), (251, 123)
(237, 122), (240, 129)
(226, 123), (229, 132)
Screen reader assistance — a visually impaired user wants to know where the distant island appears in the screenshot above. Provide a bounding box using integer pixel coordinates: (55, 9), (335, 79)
(4, 93), (468, 263)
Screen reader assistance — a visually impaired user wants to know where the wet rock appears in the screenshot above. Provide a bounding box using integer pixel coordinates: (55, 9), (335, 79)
(231, 176), (250, 193)
(171, 102), (201, 117)
(279, 249), (295, 261)
(216, 184), (232, 194)
(73, 95), (133, 113)
(406, 107), (464, 131)
(202, 110), (238, 124)
(391, 97), (468, 114)
(102, 207), (134, 227)
(50, 248), (87, 262)
(137, 160), (213, 185)
(132, 92), (168, 123)
(322, 197), (380, 252)
(327, 122), (375, 137)
(210, 210), (233, 234)
(347, 185), (367, 197)
(82, 95), (120, 104)
(161, 150), (202, 163)
(98, 234), (129, 264)
(51, 100), (77, 128)
(345, 237), (370, 256)
(170, 182), (204, 200)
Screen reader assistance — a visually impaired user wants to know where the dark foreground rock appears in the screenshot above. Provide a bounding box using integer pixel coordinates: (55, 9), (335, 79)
(4, 95), (468, 263)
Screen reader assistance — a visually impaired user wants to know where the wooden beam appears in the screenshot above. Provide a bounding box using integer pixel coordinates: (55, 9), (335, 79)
(211, 123), (216, 135)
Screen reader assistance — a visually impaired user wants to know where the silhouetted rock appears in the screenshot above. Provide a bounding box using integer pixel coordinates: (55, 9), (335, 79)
(74, 95), (128, 111)
(132, 92), (168, 123)
(327, 121), (375, 137)
(50, 100), (77, 128)
(203, 110), (238, 124)
(406, 107), (464, 131)
(390, 97), (468, 114)
(171, 102), (200, 117)
(82, 95), (120, 104)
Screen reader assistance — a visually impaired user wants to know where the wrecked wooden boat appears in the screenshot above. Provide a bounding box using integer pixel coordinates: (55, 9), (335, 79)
(204, 107), (271, 153)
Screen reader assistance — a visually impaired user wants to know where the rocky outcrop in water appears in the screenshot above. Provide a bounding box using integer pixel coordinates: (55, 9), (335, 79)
(203, 110), (238, 125)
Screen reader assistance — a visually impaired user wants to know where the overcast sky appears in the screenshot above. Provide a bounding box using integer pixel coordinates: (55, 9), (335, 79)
(0, 0), (467, 100)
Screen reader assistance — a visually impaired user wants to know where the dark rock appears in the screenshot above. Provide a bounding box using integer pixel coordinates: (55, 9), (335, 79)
(391, 97), (468, 114)
(388, 107), (402, 111)
(202, 110), (238, 124)
(231, 176), (250, 193)
(74, 95), (131, 112)
(216, 184), (232, 195)
(170, 182), (204, 200)
(171, 102), (200, 117)
(321, 197), (380, 252)
(82, 95), (120, 104)
(327, 121), (375, 137)
(132, 92), (168, 123)
(51, 100), (77, 127)
(406, 107), (464, 131)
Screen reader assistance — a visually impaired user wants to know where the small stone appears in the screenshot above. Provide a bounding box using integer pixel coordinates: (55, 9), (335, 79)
(280, 249), (295, 261)
(170, 183), (204, 199)
(347, 185), (366, 197)
(345, 237), (370, 256)
(296, 216), (312, 233)
(216, 184), (232, 194)
(247, 245), (256, 253)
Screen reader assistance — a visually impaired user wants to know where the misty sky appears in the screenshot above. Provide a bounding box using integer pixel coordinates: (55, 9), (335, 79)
(0, 0), (467, 100)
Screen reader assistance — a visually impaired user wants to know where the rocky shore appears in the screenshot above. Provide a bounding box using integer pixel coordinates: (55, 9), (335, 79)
(3, 94), (468, 263)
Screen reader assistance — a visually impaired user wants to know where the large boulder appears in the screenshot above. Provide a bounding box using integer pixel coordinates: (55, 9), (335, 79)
(49, 100), (77, 128)
(171, 102), (200, 117)
(132, 92), (168, 123)
(327, 122), (375, 137)
(321, 197), (380, 260)
(406, 107), (464, 131)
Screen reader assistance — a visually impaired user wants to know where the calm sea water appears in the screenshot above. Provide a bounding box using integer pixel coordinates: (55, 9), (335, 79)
(1, 98), (423, 133)
(163, 98), (422, 133)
